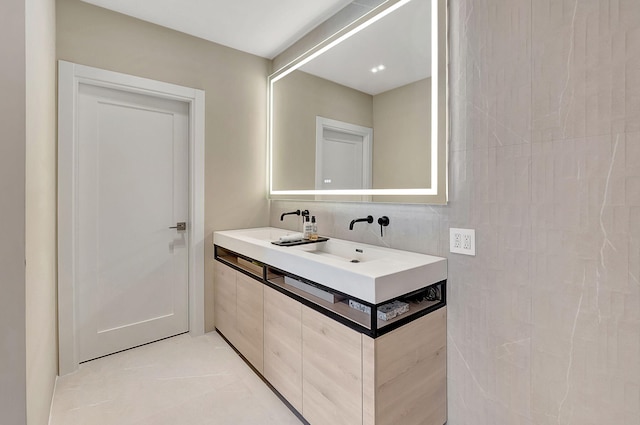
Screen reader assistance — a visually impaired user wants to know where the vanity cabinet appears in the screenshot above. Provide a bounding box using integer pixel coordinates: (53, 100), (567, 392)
(213, 242), (447, 425)
(263, 286), (303, 411)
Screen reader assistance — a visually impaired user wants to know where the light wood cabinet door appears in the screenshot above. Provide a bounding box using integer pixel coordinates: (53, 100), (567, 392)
(235, 272), (264, 373)
(302, 306), (362, 425)
(213, 262), (237, 344)
(264, 286), (303, 412)
(375, 307), (447, 425)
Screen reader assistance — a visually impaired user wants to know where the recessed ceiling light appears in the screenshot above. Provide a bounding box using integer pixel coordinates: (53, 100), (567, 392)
(371, 64), (385, 73)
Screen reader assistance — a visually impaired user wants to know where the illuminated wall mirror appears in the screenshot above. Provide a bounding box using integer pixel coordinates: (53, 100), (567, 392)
(268, 0), (447, 204)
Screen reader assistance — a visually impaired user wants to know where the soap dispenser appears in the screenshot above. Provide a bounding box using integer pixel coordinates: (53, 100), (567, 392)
(303, 215), (312, 240)
(310, 216), (318, 240)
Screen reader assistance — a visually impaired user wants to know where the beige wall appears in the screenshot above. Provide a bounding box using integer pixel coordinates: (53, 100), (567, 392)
(25, 0), (58, 423)
(0, 0), (27, 423)
(272, 70), (373, 191)
(372, 78), (430, 189)
(272, 0), (640, 423)
(56, 0), (271, 332)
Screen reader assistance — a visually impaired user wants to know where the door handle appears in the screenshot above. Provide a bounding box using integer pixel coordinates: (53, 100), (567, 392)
(169, 222), (186, 231)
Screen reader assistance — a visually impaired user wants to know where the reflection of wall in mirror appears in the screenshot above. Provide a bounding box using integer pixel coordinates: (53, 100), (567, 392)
(273, 70), (372, 191)
(372, 78), (431, 199)
(272, 70), (431, 193)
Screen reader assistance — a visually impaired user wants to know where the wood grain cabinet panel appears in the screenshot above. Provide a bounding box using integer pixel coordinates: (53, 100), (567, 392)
(263, 286), (303, 412)
(371, 307), (447, 425)
(213, 262), (237, 344)
(362, 335), (376, 425)
(235, 272), (264, 373)
(302, 306), (362, 425)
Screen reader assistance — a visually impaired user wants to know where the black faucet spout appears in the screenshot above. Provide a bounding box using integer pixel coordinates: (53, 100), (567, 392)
(280, 210), (301, 221)
(349, 215), (374, 230)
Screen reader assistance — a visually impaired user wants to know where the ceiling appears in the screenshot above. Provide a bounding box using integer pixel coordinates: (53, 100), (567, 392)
(81, 0), (354, 59)
(81, 0), (431, 95)
(299, 0), (430, 95)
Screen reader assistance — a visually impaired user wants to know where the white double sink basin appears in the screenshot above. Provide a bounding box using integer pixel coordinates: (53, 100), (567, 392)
(213, 227), (447, 304)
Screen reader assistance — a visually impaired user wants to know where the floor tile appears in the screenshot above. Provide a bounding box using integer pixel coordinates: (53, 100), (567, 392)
(49, 332), (302, 425)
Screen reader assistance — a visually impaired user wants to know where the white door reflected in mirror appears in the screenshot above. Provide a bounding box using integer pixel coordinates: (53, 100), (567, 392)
(315, 117), (372, 191)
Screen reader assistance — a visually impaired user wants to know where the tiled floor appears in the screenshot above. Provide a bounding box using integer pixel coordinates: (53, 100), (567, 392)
(49, 332), (303, 425)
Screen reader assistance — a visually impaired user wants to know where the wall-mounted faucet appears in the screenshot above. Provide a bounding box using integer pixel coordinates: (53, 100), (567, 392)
(281, 209), (310, 232)
(280, 210), (301, 221)
(349, 215), (374, 230)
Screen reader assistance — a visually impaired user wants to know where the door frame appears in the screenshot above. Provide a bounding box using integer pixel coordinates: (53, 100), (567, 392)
(57, 61), (205, 375)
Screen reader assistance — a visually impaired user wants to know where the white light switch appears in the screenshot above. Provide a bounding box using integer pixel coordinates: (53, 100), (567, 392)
(450, 228), (476, 256)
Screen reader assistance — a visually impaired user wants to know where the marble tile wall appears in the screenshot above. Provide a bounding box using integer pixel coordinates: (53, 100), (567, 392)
(270, 0), (639, 423)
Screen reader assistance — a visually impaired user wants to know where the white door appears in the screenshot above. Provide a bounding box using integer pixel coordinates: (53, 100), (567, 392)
(76, 83), (189, 362)
(315, 117), (372, 190)
(319, 129), (364, 189)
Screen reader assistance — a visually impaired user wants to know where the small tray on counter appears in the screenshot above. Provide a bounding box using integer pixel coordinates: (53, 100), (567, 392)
(271, 237), (329, 247)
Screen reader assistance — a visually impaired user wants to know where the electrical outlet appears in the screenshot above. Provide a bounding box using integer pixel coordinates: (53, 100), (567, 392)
(450, 228), (476, 256)
(463, 234), (472, 250)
